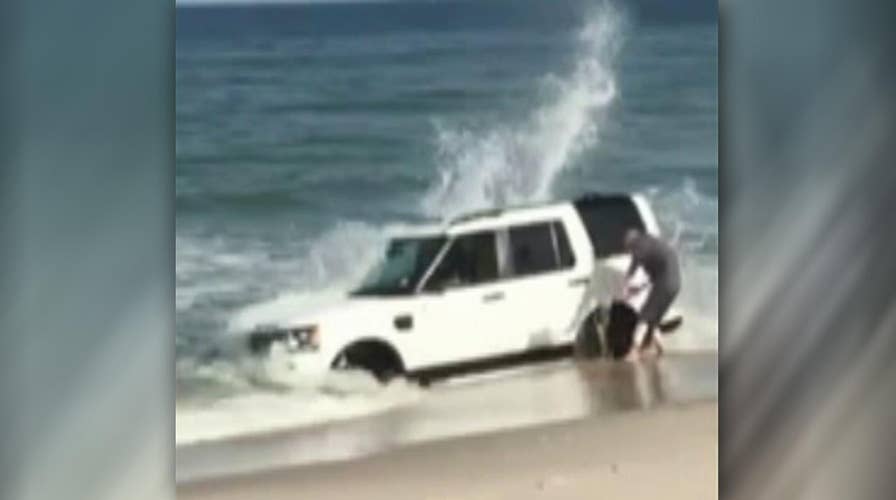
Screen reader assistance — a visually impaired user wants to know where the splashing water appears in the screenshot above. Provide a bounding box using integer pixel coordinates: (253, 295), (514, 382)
(225, 221), (416, 335)
(421, 6), (624, 218)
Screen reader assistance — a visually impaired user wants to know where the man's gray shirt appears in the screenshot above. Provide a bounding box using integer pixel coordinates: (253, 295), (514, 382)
(628, 234), (681, 293)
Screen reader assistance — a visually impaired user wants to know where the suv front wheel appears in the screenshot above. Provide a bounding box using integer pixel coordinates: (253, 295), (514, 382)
(331, 340), (404, 384)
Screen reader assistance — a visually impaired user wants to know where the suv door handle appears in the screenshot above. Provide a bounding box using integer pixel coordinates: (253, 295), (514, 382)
(394, 314), (413, 331)
(483, 291), (505, 303)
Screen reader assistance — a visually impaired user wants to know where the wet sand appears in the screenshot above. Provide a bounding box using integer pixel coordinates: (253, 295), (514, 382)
(178, 353), (717, 498)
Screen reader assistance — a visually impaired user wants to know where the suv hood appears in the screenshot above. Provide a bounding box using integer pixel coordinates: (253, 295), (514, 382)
(232, 290), (411, 333)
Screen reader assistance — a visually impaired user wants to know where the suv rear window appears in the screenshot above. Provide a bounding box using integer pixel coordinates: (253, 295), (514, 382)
(507, 221), (575, 277)
(573, 194), (646, 258)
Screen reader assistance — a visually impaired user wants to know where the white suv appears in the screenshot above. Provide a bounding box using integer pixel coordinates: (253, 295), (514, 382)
(248, 193), (672, 382)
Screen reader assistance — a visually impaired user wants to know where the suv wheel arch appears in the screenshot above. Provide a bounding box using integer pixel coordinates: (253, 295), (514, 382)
(331, 338), (405, 383)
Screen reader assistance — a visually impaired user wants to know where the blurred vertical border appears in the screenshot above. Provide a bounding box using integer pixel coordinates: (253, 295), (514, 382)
(721, 0), (896, 499)
(2, 0), (895, 499)
(2, 0), (174, 499)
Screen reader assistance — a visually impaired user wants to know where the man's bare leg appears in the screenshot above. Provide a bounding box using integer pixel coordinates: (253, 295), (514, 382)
(624, 322), (648, 362)
(639, 325), (663, 358)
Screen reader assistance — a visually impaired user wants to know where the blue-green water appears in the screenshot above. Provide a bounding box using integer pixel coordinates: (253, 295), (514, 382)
(175, 0), (717, 437)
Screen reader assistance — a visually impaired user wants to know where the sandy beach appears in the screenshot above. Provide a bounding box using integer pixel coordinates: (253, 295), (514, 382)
(178, 354), (717, 499)
(180, 400), (716, 499)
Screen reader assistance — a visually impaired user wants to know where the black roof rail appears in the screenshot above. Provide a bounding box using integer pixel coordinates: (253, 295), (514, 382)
(574, 192), (633, 204)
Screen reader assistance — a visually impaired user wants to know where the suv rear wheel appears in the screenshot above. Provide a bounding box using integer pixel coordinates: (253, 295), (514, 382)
(575, 308), (605, 358)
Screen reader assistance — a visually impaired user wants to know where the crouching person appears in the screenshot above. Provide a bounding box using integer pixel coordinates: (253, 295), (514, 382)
(623, 228), (681, 360)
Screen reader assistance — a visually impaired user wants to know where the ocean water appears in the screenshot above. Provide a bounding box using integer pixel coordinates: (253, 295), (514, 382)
(175, 0), (717, 443)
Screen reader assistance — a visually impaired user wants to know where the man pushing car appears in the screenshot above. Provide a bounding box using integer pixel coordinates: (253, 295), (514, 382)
(622, 228), (681, 360)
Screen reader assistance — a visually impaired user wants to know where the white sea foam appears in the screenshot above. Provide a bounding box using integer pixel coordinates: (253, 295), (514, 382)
(175, 374), (423, 446)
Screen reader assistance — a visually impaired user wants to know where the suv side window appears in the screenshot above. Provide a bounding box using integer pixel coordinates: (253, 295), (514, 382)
(508, 222), (574, 277)
(508, 223), (555, 276)
(424, 231), (498, 290)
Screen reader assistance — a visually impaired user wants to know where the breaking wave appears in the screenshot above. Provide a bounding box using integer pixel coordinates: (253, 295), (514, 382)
(422, 7), (623, 218)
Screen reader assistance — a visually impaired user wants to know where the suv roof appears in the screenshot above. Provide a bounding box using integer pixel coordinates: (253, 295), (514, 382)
(446, 192), (641, 229)
(447, 200), (573, 234)
(391, 192), (653, 242)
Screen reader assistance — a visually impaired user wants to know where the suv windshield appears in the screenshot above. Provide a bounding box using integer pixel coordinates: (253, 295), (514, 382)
(352, 235), (447, 296)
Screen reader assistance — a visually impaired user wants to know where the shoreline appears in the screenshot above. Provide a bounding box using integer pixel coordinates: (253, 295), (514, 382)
(176, 350), (717, 445)
(177, 353), (717, 497)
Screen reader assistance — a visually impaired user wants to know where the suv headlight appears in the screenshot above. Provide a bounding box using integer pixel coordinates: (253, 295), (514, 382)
(288, 325), (320, 351)
(248, 325), (320, 354)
